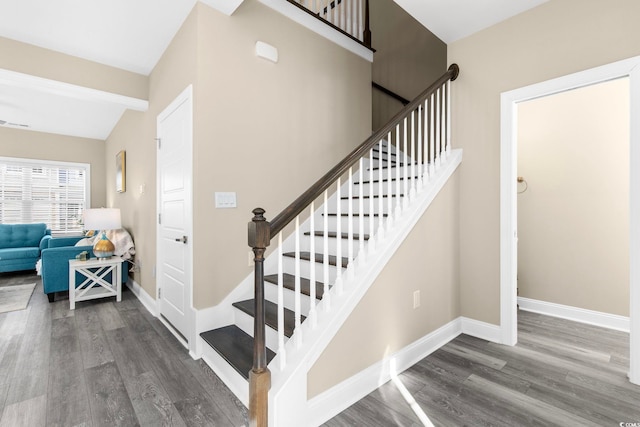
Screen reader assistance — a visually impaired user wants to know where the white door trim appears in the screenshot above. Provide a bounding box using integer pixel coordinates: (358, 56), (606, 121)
(156, 84), (196, 355)
(500, 56), (640, 384)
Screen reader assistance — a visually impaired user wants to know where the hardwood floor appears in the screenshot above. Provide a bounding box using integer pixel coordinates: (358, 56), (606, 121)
(0, 271), (248, 427)
(324, 311), (640, 426)
(3, 269), (639, 426)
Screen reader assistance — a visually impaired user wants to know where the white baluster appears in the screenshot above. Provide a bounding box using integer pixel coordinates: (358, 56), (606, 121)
(341, 0), (345, 32)
(395, 124), (402, 217)
(326, 0), (332, 23)
(369, 148), (375, 251)
(358, 158), (365, 263)
(347, 166), (354, 280)
(403, 117), (409, 209)
(446, 81), (452, 158)
(309, 202), (317, 328)
(377, 140), (384, 239)
(423, 100), (429, 183)
(429, 94), (435, 177)
(417, 105), (424, 191)
(387, 132), (394, 228)
(435, 88), (441, 169)
(294, 216), (302, 348)
(277, 232), (286, 370)
(358, 0), (363, 43)
(323, 190), (331, 311)
(410, 110), (417, 199)
(335, 177), (343, 295)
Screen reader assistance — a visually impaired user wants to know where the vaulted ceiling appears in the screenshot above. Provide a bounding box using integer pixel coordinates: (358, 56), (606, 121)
(0, 0), (548, 140)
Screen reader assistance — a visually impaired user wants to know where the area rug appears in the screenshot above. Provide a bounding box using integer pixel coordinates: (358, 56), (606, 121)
(0, 283), (36, 314)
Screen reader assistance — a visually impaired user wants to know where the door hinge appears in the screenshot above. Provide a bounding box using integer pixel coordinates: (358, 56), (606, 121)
(158, 288), (161, 299)
(156, 137), (161, 149)
(158, 213), (161, 224)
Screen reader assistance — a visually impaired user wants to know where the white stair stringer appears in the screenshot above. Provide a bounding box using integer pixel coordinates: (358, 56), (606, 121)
(268, 149), (462, 427)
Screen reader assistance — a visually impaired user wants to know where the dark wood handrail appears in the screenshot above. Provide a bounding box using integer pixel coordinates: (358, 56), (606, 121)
(372, 81), (410, 106)
(269, 64), (459, 237)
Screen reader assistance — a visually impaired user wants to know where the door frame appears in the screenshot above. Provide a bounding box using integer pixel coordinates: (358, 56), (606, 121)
(500, 56), (640, 384)
(156, 84), (196, 353)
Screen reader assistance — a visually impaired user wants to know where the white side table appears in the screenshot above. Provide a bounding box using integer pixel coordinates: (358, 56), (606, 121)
(69, 257), (122, 310)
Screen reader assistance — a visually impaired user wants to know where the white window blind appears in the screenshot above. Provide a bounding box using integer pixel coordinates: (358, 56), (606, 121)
(0, 157), (91, 235)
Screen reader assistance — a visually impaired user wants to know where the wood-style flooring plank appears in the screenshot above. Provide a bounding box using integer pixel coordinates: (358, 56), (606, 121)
(85, 361), (139, 426)
(125, 370), (186, 427)
(75, 306), (115, 369)
(0, 393), (46, 427)
(94, 302), (126, 331)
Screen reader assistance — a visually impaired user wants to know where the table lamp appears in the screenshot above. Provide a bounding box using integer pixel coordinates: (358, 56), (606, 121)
(83, 208), (122, 259)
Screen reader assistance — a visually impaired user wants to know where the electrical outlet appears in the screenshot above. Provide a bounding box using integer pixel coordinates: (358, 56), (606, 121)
(413, 290), (421, 309)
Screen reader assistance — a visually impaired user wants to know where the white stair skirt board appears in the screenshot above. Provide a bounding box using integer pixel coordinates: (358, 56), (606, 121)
(199, 336), (249, 406)
(518, 297), (631, 333)
(308, 317), (463, 426)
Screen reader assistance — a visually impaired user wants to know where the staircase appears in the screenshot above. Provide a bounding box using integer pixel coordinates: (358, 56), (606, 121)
(198, 64), (461, 426)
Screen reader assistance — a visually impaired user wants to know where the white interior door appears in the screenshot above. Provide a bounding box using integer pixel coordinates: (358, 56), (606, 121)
(157, 86), (193, 342)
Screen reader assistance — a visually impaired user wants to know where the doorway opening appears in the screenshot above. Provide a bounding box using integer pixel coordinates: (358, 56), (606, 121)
(500, 56), (640, 385)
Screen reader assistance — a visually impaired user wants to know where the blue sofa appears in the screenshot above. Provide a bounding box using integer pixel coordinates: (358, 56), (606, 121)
(0, 223), (51, 273)
(41, 236), (128, 303)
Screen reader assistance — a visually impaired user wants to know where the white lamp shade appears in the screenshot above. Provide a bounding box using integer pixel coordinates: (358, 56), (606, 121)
(83, 208), (122, 230)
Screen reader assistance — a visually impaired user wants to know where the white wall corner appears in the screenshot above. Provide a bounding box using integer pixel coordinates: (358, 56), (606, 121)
(198, 0), (244, 16)
(126, 279), (158, 316)
(306, 318), (462, 427)
(461, 317), (502, 344)
(518, 297), (631, 332)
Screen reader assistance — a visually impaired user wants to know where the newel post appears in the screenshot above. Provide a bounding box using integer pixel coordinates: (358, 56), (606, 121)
(248, 208), (271, 427)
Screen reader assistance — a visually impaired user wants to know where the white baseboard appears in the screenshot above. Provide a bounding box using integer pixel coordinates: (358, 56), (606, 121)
(126, 279), (158, 317)
(461, 317), (502, 344)
(518, 297), (630, 332)
(307, 318), (462, 427)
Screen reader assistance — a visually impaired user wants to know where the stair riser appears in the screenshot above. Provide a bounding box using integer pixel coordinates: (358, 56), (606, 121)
(264, 281), (313, 317)
(234, 307), (283, 352)
(362, 165), (422, 182)
(336, 197), (393, 215)
(281, 256), (345, 284)
(296, 234), (367, 258)
(351, 182), (406, 197)
(322, 215), (382, 232)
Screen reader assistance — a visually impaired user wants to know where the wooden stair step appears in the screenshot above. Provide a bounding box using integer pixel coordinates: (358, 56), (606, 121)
(304, 231), (370, 241)
(340, 194), (402, 200)
(232, 299), (303, 338)
(283, 251), (349, 268)
(264, 273), (326, 299)
(200, 325), (275, 380)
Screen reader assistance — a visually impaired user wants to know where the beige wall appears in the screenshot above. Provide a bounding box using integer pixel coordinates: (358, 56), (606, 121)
(517, 78), (629, 316)
(449, 0), (640, 324)
(106, 0), (372, 306)
(0, 126), (106, 208)
(370, 0), (446, 130)
(308, 170), (460, 398)
(106, 7), (198, 293)
(0, 36), (148, 100)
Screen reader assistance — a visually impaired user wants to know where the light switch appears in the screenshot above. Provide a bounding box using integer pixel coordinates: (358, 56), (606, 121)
(215, 192), (237, 208)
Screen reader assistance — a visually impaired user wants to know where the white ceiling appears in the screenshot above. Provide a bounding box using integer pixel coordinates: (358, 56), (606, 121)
(394, 0), (549, 43)
(0, 0), (547, 140)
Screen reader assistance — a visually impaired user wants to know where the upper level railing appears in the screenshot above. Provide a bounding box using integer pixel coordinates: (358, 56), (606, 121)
(247, 64), (459, 426)
(286, 0), (372, 48)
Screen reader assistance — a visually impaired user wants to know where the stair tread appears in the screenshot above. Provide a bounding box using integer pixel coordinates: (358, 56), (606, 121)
(283, 251), (349, 268)
(303, 231), (370, 241)
(264, 273), (326, 299)
(200, 325), (275, 380)
(340, 194), (402, 199)
(233, 299), (303, 337)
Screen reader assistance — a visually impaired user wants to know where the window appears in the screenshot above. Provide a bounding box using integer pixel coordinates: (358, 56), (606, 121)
(0, 157), (91, 235)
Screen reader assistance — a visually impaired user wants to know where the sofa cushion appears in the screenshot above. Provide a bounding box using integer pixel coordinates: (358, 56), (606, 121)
(0, 247), (41, 260)
(0, 223), (49, 249)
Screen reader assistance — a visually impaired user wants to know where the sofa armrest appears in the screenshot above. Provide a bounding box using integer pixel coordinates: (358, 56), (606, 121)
(47, 236), (85, 249)
(39, 235), (52, 252)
